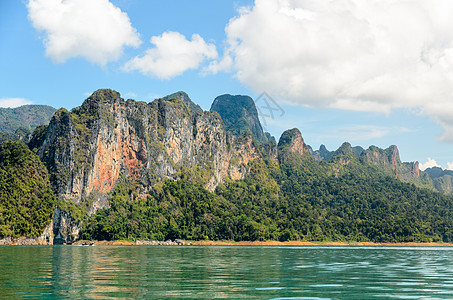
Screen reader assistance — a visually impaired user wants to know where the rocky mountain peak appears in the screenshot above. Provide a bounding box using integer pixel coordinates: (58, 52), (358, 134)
(311, 144), (334, 162)
(360, 145), (400, 169)
(386, 145), (401, 170)
(162, 91), (203, 114)
(35, 90), (264, 214)
(210, 94), (267, 143)
(412, 161), (420, 177)
(358, 144), (422, 181)
(83, 89), (122, 107)
(425, 166), (453, 179)
(277, 128), (309, 155)
(330, 142), (360, 165)
(424, 166), (453, 194)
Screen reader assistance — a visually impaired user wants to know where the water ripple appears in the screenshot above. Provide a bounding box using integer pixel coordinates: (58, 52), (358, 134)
(1, 246), (453, 298)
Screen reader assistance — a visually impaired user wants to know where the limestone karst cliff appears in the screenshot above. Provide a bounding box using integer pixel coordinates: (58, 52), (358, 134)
(277, 128), (311, 161)
(359, 145), (429, 186)
(35, 89), (262, 215)
(10, 88), (452, 244)
(210, 94), (268, 144)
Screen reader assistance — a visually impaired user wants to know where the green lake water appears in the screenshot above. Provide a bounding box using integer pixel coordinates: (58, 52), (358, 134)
(1, 246), (453, 299)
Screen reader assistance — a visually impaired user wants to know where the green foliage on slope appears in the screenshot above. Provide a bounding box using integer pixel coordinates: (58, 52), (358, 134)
(0, 105), (55, 134)
(82, 179), (221, 241)
(277, 159), (453, 242)
(81, 152), (453, 243)
(0, 141), (55, 238)
(0, 127), (35, 144)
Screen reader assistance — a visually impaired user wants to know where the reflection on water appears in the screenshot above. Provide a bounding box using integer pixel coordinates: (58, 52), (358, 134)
(0, 246), (453, 299)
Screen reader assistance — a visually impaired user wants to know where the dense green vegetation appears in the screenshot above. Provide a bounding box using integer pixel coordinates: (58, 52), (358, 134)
(81, 150), (453, 243)
(0, 141), (55, 238)
(0, 127), (34, 144)
(0, 105), (55, 134)
(2, 91), (451, 244)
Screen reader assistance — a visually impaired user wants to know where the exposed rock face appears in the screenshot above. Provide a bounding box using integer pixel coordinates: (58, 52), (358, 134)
(311, 144), (334, 162)
(360, 145), (420, 179)
(277, 128), (311, 162)
(265, 132), (276, 143)
(0, 237), (13, 245)
(330, 142), (359, 165)
(260, 141), (278, 161)
(36, 89), (260, 213)
(0, 223), (55, 245)
(361, 145), (396, 167)
(411, 162), (420, 177)
(162, 91), (203, 114)
(210, 94), (268, 143)
(388, 145), (401, 171)
(52, 207), (79, 243)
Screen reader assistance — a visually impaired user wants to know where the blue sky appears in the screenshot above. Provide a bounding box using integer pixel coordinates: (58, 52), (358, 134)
(1, 0), (452, 169)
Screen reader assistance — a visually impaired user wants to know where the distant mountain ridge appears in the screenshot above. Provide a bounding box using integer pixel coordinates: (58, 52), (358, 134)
(0, 105), (56, 134)
(309, 142), (430, 191)
(424, 166), (453, 195)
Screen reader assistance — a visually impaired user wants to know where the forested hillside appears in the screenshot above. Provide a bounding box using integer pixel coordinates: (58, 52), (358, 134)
(0, 141), (55, 238)
(0, 105), (55, 134)
(80, 132), (453, 243)
(1, 89), (452, 244)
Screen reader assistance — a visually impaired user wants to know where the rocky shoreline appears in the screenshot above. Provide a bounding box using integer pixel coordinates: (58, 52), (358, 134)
(2, 237), (453, 247)
(0, 236), (51, 245)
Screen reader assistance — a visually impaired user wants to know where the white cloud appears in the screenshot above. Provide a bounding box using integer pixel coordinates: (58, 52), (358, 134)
(0, 98), (33, 108)
(447, 162), (453, 171)
(123, 31), (218, 79)
(27, 0), (141, 65)
(419, 158), (441, 171)
(211, 0), (453, 142)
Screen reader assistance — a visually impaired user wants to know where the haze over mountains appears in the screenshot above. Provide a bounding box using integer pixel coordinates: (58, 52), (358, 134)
(0, 89), (453, 244)
(0, 105), (56, 143)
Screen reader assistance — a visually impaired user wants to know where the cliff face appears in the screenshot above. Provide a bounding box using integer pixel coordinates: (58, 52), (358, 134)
(311, 144), (334, 162)
(277, 128), (311, 163)
(162, 91), (203, 114)
(360, 145), (420, 179)
(210, 94), (268, 143)
(356, 144), (443, 193)
(330, 142), (359, 165)
(360, 145), (399, 168)
(37, 89), (260, 213)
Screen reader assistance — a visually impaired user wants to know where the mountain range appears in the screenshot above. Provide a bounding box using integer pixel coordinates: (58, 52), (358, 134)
(0, 105), (56, 144)
(0, 89), (452, 244)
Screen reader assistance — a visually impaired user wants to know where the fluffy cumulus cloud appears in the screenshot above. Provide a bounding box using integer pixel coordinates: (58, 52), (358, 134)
(447, 162), (453, 171)
(419, 158), (441, 171)
(124, 31), (218, 79)
(209, 0), (453, 142)
(27, 0), (141, 65)
(0, 98), (32, 108)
